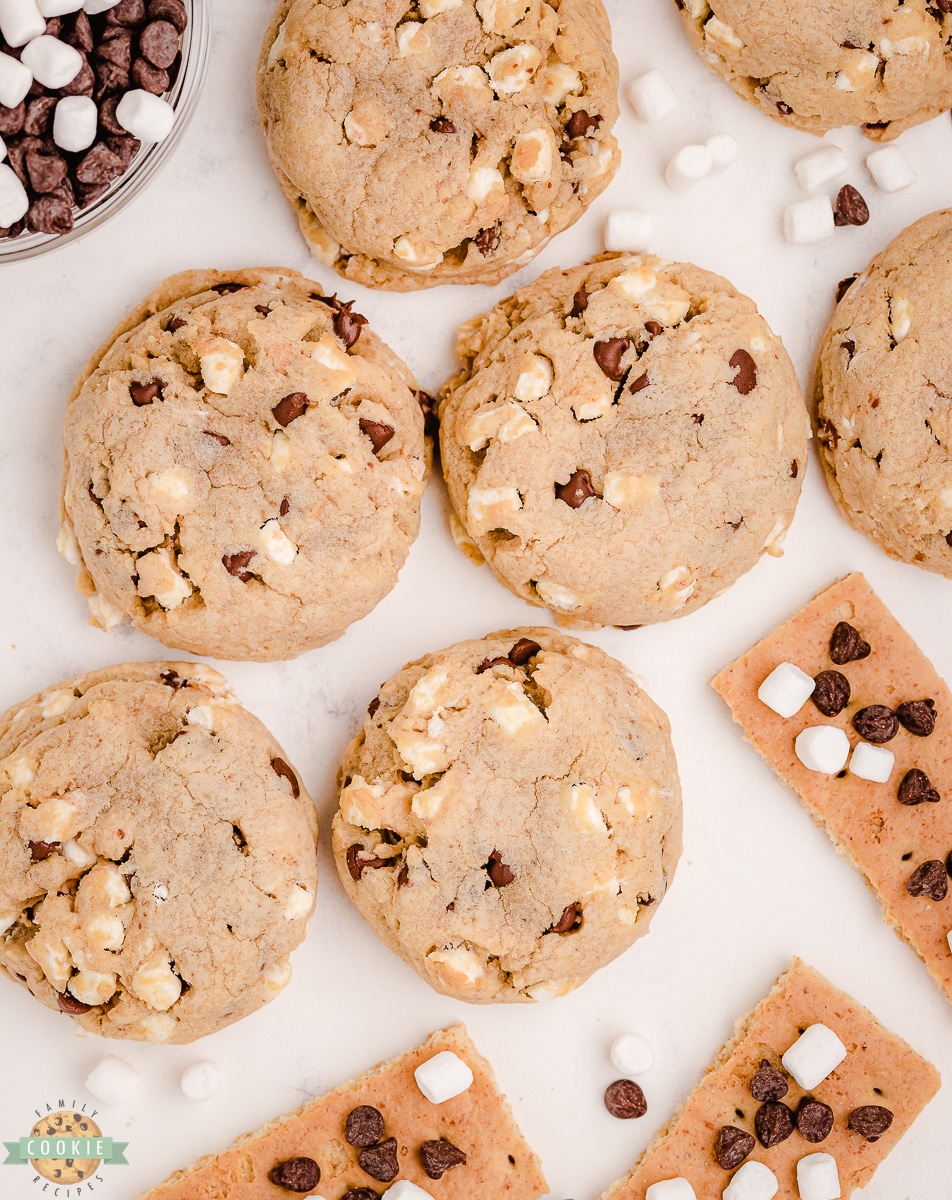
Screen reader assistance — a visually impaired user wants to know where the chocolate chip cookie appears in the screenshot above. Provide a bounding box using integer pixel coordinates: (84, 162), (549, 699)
(256, 0), (619, 290)
(0, 661), (317, 1043)
(675, 0), (952, 140)
(60, 267), (429, 660)
(332, 628), (681, 1002)
(439, 254), (807, 628)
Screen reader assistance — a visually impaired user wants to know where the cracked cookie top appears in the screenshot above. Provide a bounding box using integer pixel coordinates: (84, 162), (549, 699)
(0, 661), (317, 1044)
(60, 268), (428, 661)
(676, 0), (952, 140)
(439, 254), (808, 628)
(332, 628), (681, 1002)
(816, 209), (952, 577)
(256, 0), (619, 290)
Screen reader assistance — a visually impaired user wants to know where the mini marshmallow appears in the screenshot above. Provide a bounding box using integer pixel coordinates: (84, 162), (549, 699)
(664, 143), (712, 190)
(0, 136), (5, 162)
(413, 1050), (474, 1103)
(796, 1152), (841, 1200)
(610, 1032), (655, 1076)
(645, 1182), (697, 1200)
(782, 1023), (847, 1090)
(21, 34), (83, 88)
(627, 69), (677, 121)
(794, 726), (850, 775)
(784, 195), (835, 245)
(115, 89), (175, 143)
(53, 95), (98, 152)
(706, 132), (738, 171)
(603, 209), (653, 252)
(0, 162), (29, 227)
(849, 741), (894, 783)
(723, 1160), (779, 1200)
(37, 0), (83, 13)
(84, 1055), (143, 1106)
(866, 145), (917, 193)
(0, 51), (33, 107)
(384, 1183), (434, 1200)
(84, 0), (122, 11)
(758, 662), (815, 718)
(0, 0), (45, 47)
(947, 929), (952, 955)
(181, 1062), (221, 1101)
(794, 145), (848, 192)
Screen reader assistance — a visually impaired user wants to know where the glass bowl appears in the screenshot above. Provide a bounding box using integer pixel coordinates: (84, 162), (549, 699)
(0, 0), (211, 263)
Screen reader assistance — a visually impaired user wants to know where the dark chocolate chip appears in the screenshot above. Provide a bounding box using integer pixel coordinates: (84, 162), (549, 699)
(754, 1101), (794, 1148)
(486, 849), (515, 887)
(829, 621), (871, 664)
(906, 859), (948, 900)
(565, 109), (601, 138)
(333, 299), (368, 348)
(131, 55), (169, 92)
(508, 637), (541, 665)
(148, 0), (187, 32)
(548, 901), (581, 933)
(24, 96), (57, 137)
(811, 670), (850, 717)
(420, 1138), (467, 1179)
(204, 430), (230, 445)
(556, 468), (596, 508)
(604, 1079), (647, 1119)
(28, 190), (73, 234)
(268, 1157), (321, 1192)
(280, 495), (290, 517)
(476, 657), (510, 674)
(270, 757), (300, 799)
(60, 57), (95, 97)
(108, 0), (146, 25)
(749, 1059), (788, 1102)
(346, 844), (389, 881)
(272, 392), (309, 427)
(359, 419), (395, 455)
(30, 840), (60, 862)
(836, 275), (859, 303)
(896, 699), (936, 737)
(367, 696), (381, 718)
(105, 133), (140, 168)
(715, 1125), (755, 1170)
(790, 459), (799, 478)
(430, 116), (457, 133)
(345, 1105), (385, 1148)
(139, 19), (180, 68)
(166, 315), (187, 332)
(570, 287), (588, 317)
(834, 184), (870, 227)
(94, 58), (130, 100)
(341, 1190), (381, 1200)
(593, 336), (629, 381)
(130, 377), (163, 406)
(629, 372), (649, 393)
(397, 864), (410, 887)
(76, 142), (124, 185)
(26, 149), (67, 194)
(644, 320), (663, 339)
(848, 1105), (893, 1141)
(222, 550), (257, 582)
(898, 768), (940, 805)
(66, 9), (94, 52)
(0, 102), (26, 137)
(57, 992), (93, 1014)
(474, 219), (502, 256)
(938, 0), (952, 10)
(413, 388), (439, 439)
(358, 1138), (398, 1183)
(160, 669), (185, 689)
(853, 705), (899, 743)
(97, 28), (134, 70)
(796, 1098), (834, 1143)
(729, 349), (757, 394)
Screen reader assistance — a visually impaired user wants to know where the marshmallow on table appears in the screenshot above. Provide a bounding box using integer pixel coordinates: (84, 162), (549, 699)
(37, 0), (83, 13)
(603, 209), (652, 252)
(782, 1023), (847, 1090)
(84, 1055), (143, 1106)
(796, 1152), (841, 1200)
(794, 726), (850, 774)
(723, 1160), (778, 1200)
(0, 0), (46, 47)
(627, 69), (677, 121)
(757, 662), (815, 718)
(21, 34), (83, 88)
(53, 95), (98, 152)
(610, 1032), (655, 1076)
(115, 89), (176, 143)
(784, 195), (835, 244)
(794, 145), (848, 192)
(706, 132), (738, 171)
(849, 740), (894, 783)
(866, 145), (917, 192)
(646, 1178), (696, 1200)
(413, 1050), (474, 1103)
(384, 1183), (434, 1199)
(181, 1061), (221, 1101)
(665, 143), (712, 190)
(0, 162), (29, 227)
(0, 51), (33, 108)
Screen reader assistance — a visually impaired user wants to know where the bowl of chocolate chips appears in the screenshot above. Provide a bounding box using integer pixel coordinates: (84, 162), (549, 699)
(0, 0), (209, 259)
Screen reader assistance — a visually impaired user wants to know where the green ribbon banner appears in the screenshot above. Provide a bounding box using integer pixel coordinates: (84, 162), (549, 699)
(3, 1137), (128, 1165)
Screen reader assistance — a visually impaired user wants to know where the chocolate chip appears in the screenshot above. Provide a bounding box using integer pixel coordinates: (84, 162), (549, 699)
(790, 459), (799, 478)
(629, 372), (649, 393)
(565, 109), (601, 138)
(203, 430), (230, 446)
(548, 901), (581, 933)
(796, 1098), (834, 1143)
(367, 696), (381, 718)
(148, 0), (187, 32)
(938, 0), (952, 10)
(76, 142), (124, 185)
(346, 844), (389, 881)
(593, 337), (629, 381)
(836, 275), (859, 303)
(94, 58), (130, 100)
(906, 859), (948, 900)
(106, 133), (141, 169)
(896, 699), (936, 737)
(397, 864), (409, 887)
(420, 1138), (467, 1179)
(98, 28), (134, 70)
(67, 9), (95, 51)
(644, 320), (663, 339)
(166, 315), (187, 332)
(272, 392), (309, 426)
(345, 1106), (385, 1148)
(834, 184), (869, 227)
(508, 637), (541, 665)
(604, 1079), (647, 1119)
(556, 468), (596, 508)
(754, 1101), (794, 1148)
(715, 1125), (755, 1170)
(160, 669), (185, 689)
(829, 620), (871, 664)
(139, 19), (180, 68)
(0, 102), (25, 137)
(109, 0), (146, 25)
(26, 149), (67, 194)
(430, 116), (457, 133)
(729, 349), (757, 394)
(413, 388), (439, 439)
(486, 849), (515, 887)
(129, 377), (163, 406)
(341, 1190), (381, 1200)
(358, 1138), (398, 1183)
(476, 657), (510, 674)
(270, 757), (300, 799)
(853, 705), (899, 743)
(30, 840), (59, 862)
(359, 419), (395, 455)
(749, 1059), (788, 1102)
(211, 285), (244, 298)
(57, 992), (93, 1014)
(474, 220), (502, 256)
(220, 550), (255, 583)
(811, 670), (850, 717)
(132, 55), (170, 92)
(268, 1157), (321, 1192)
(570, 287), (588, 317)
(848, 1105), (893, 1141)
(24, 96), (56, 137)
(333, 299), (368, 348)
(279, 495), (291, 517)
(898, 768), (940, 805)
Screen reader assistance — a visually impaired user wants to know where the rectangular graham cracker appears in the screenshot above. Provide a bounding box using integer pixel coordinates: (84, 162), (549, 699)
(600, 960), (939, 1200)
(712, 572), (952, 1003)
(137, 1025), (546, 1200)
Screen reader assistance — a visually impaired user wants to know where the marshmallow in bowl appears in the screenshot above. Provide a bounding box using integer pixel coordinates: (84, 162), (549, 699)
(116, 89), (176, 143)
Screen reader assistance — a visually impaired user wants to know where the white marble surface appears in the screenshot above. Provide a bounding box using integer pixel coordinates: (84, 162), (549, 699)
(1, 1), (951, 1197)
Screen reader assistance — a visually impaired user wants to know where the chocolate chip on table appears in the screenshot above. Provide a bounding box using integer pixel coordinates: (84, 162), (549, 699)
(130, 377), (164, 405)
(57, 991), (93, 1014)
(430, 116), (457, 133)
(267, 1157), (321, 1192)
(358, 1137), (399, 1183)
(346, 844), (389, 881)
(728, 349), (757, 394)
(556, 468), (596, 508)
(604, 1079), (647, 1119)
(420, 1138), (467, 1179)
(848, 1105), (893, 1141)
(796, 1098), (834, 1143)
(749, 1059), (788, 1102)
(270, 757), (301, 798)
(486, 849), (515, 887)
(359, 419), (395, 455)
(898, 768), (940, 805)
(593, 337), (629, 381)
(896, 699), (936, 737)
(30, 840), (60, 862)
(570, 286), (588, 317)
(811, 670), (850, 717)
(905, 859), (948, 900)
(754, 1100), (794, 1147)
(548, 901), (581, 933)
(345, 1105), (385, 1148)
(565, 109), (601, 138)
(222, 550), (257, 582)
(834, 184), (870, 227)
(829, 620), (871, 664)
(852, 705), (899, 743)
(508, 637), (541, 664)
(140, 20), (180, 69)
(272, 392), (309, 426)
(714, 1125), (755, 1170)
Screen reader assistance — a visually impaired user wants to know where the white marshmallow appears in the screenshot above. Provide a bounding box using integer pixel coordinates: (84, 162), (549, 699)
(53, 95), (98, 152)
(384, 1183), (434, 1200)
(0, 162), (29, 227)
(794, 145), (848, 192)
(84, 0), (121, 11)
(866, 145), (916, 193)
(0, 0), (45, 47)
(757, 662), (816, 718)
(664, 143), (712, 190)
(723, 1160), (779, 1200)
(38, 0), (83, 13)
(0, 51), (33, 107)
(796, 1152), (841, 1200)
(181, 1062), (221, 1101)
(20, 34), (83, 88)
(947, 929), (952, 955)
(784, 195), (835, 244)
(627, 69), (677, 121)
(84, 1055), (142, 1106)
(794, 726), (850, 775)
(610, 1032), (655, 1076)
(115, 89), (175, 143)
(413, 1050), (474, 1103)
(782, 1024), (847, 1090)
(603, 209), (652, 252)
(706, 132), (738, 171)
(849, 741), (894, 783)
(646, 1182), (697, 1200)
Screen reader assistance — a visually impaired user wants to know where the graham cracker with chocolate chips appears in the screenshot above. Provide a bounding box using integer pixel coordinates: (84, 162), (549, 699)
(712, 572), (952, 1004)
(600, 960), (939, 1200)
(137, 1025), (546, 1200)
